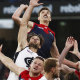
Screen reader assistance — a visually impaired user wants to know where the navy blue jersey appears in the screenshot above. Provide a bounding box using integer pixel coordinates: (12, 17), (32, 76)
(29, 23), (55, 58)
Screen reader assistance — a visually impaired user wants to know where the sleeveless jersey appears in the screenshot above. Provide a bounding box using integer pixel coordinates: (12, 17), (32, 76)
(29, 23), (55, 58)
(7, 47), (38, 80)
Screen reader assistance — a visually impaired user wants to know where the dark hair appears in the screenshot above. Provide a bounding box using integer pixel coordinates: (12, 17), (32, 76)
(64, 72), (79, 80)
(34, 56), (44, 62)
(38, 7), (51, 17)
(27, 32), (44, 47)
(29, 56), (44, 67)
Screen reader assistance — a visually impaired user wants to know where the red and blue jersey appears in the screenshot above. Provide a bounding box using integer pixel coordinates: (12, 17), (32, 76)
(29, 23), (55, 58)
(19, 70), (43, 80)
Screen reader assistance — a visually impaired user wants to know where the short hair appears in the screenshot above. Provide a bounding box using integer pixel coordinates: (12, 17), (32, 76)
(34, 56), (45, 62)
(27, 32), (44, 47)
(38, 7), (51, 17)
(44, 58), (58, 73)
(29, 56), (44, 67)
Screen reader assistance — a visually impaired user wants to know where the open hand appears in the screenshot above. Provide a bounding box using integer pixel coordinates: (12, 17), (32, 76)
(29, 0), (43, 7)
(65, 36), (74, 49)
(69, 40), (79, 55)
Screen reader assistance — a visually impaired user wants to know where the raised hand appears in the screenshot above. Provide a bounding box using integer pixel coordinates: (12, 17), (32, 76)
(29, 0), (43, 7)
(59, 37), (74, 66)
(65, 36), (74, 49)
(69, 40), (79, 55)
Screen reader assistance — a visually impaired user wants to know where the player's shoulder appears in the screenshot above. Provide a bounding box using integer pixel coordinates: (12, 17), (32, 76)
(48, 27), (55, 36)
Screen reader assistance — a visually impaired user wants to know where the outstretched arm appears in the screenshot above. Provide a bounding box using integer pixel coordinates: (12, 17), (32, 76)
(63, 59), (78, 69)
(12, 4), (28, 25)
(59, 37), (74, 66)
(16, 0), (43, 52)
(16, 25), (28, 52)
(61, 64), (75, 74)
(0, 45), (25, 76)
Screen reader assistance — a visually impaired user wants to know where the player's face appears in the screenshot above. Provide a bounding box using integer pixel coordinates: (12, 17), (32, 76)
(29, 36), (41, 49)
(38, 10), (51, 22)
(30, 59), (44, 74)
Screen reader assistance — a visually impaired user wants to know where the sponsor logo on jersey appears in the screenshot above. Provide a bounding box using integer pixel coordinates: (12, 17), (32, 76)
(24, 57), (34, 67)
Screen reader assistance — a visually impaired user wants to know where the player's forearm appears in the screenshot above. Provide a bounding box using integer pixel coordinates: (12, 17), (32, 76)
(0, 52), (20, 75)
(12, 6), (26, 19)
(59, 47), (70, 66)
(63, 59), (77, 69)
(21, 5), (34, 25)
(61, 64), (75, 74)
(12, 5), (27, 25)
(17, 26), (28, 50)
